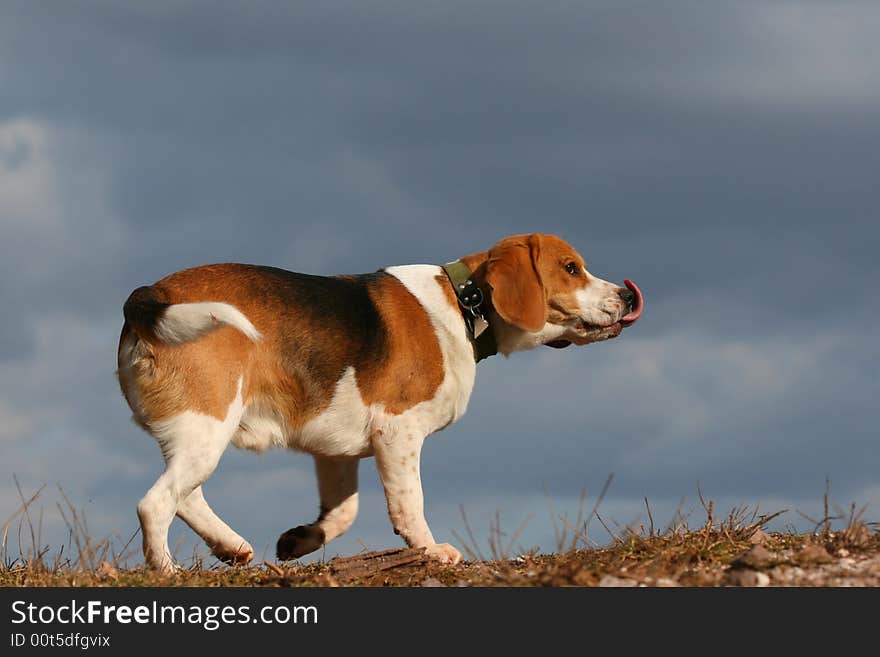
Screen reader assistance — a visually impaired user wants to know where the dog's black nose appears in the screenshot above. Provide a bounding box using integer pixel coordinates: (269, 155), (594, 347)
(618, 287), (636, 310)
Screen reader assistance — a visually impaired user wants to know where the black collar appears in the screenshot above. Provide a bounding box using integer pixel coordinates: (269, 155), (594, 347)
(442, 261), (498, 362)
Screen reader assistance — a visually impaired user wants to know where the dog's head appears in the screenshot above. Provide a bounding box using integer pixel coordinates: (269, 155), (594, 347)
(484, 233), (643, 354)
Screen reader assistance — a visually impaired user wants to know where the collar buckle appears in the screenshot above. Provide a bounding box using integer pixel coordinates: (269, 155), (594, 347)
(442, 261), (498, 361)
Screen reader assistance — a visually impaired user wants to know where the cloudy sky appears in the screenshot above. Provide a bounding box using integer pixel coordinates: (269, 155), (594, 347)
(2, 1), (878, 566)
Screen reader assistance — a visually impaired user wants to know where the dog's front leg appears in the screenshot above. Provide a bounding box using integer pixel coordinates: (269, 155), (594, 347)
(372, 429), (462, 564)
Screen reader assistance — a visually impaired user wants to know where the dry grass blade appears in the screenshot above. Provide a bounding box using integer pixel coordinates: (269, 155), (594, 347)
(485, 509), (533, 560)
(663, 496), (689, 535)
(565, 486), (589, 553)
(263, 561), (285, 577)
(563, 473), (616, 550)
(453, 505), (486, 562)
(645, 497), (655, 538)
(745, 509), (788, 535)
(13, 476), (40, 566)
(489, 510), (502, 561)
(824, 476), (831, 537)
(545, 486), (564, 553)
(594, 511), (620, 544)
(2, 481), (46, 569)
(538, 476), (615, 552)
(504, 513), (533, 558)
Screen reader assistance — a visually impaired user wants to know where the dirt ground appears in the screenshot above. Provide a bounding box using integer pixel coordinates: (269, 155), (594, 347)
(3, 526), (878, 587)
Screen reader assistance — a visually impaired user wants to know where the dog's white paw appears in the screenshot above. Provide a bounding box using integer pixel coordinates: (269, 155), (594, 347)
(145, 552), (179, 575)
(212, 539), (255, 565)
(424, 543), (463, 565)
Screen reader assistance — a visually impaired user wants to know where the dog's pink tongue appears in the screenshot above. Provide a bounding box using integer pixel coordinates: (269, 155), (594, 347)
(621, 279), (643, 325)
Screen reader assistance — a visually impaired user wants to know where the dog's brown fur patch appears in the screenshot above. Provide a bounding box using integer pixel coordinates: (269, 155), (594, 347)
(119, 264), (449, 430)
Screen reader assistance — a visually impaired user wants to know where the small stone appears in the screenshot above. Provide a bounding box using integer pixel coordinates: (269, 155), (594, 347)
(655, 578), (681, 587)
(726, 569), (770, 587)
(749, 529), (770, 545)
(318, 574), (339, 587)
(798, 543), (833, 565)
(421, 577), (446, 587)
(732, 545), (774, 569)
(97, 561), (119, 581)
(837, 548), (850, 558)
(598, 575), (639, 587)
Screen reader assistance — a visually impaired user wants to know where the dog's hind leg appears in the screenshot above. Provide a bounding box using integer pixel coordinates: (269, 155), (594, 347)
(137, 381), (245, 572)
(276, 457), (359, 560)
(176, 486), (253, 565)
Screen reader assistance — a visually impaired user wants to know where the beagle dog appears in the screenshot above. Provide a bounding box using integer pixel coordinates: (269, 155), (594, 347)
(117, 233), (643, 570)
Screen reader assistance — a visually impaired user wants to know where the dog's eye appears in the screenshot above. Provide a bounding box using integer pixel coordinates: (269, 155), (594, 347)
(565, 262), (579, 276)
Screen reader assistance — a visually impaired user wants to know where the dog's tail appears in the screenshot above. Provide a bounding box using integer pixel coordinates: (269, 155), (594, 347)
(123, 285), (262, 344)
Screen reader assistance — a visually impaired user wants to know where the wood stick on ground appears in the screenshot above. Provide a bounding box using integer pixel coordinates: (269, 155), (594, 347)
(330, 547), (427, 581)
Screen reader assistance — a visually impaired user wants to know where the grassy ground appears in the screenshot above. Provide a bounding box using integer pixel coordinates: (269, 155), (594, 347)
(2, 529), (879, 587)
(3, 487), (878, 587)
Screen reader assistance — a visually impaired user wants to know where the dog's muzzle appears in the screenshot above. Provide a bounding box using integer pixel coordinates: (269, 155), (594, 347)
(545, 278), (643, 349)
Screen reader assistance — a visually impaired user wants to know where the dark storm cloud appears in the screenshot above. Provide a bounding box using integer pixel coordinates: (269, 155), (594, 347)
(1, 1), (878, 557)
(6, 1), (877, 298)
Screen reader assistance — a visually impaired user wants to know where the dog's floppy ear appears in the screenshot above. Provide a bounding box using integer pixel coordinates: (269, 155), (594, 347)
(485, 234), (545, 332)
